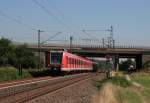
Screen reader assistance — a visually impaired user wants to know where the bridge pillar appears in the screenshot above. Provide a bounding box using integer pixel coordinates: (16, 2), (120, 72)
(136, 54), (142, 70)
(142, 54), (150, 66)
(114, 54), (119, 71)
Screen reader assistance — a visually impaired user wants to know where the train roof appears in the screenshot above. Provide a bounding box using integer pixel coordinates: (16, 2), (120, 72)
(64, 51), (92, 63)
(49, 51), (93, 63)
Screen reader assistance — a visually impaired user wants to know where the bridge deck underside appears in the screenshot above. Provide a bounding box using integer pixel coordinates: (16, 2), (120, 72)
(27, 45), (149, 70)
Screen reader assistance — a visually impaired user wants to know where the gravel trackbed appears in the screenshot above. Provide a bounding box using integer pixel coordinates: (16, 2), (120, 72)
(27, 74), (104, 103)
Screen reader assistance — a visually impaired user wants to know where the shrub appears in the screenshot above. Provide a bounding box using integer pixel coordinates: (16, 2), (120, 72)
(110, 76), (131, 87)
(0, 38), (43, 69)
(93, 79), (108, 89)
(0, 67), (32, 82)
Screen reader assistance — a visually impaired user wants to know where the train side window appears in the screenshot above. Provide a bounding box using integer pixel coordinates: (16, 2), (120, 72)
(74, 59), (76, 67)
(76, 59), (78, 66)
(69, 58), (72, 64)
(66, 56), (68, 63)
(79, 60), (81, 66)
(84, 61), (85, 67)
(71, 58), (72, 64)
(76, 59), (77, 64)
(68, 58), (70, 64)
(81, 61), (83, 67)
(72, 58), (74, 64)
(77, 60), (79, 65)
(74, 59), (75, 64)
(69, 58), (74, 64)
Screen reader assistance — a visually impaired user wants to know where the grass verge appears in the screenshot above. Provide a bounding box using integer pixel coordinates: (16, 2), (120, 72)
(0, 67), (32, 82)
(131, 72), (150, 102)
(110, 76), (132, 87)
(92, 79), (108, 90)
(141, 88), (150, 99)
(93, 75), (131, 89)
(118, 88), (142, 103)
(92, 73), (142, 103)
(131, 72), (150, 87)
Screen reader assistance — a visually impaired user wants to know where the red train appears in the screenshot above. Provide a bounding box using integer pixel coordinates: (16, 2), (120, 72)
(45, 51), (95, 72)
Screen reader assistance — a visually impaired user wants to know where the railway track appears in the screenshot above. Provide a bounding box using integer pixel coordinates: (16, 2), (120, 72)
(0, 76), (53, 88)
(0, 73), (95, 103)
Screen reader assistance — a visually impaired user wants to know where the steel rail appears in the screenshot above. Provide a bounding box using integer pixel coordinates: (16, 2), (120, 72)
(0, 73), (94, 103)
(0, 76), (52, 88)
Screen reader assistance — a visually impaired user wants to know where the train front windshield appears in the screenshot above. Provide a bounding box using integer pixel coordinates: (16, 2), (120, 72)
(50, 52), (62, 64)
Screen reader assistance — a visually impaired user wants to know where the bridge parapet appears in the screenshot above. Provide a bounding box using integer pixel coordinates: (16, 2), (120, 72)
(25, 43), (150, 54)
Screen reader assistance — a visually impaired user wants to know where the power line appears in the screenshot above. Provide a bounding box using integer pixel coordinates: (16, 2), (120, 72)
(0, 10), (37, 31)
(41, 31), (62, 44)
(82, 26), (114, 48)
(44, 39), (68, 42)
(44, 0), (65, 19)
(81, 30), (99, 40)
(45, 0), (84, 39)
(0, 9), (64, 42)
(32, 0), (79, 36)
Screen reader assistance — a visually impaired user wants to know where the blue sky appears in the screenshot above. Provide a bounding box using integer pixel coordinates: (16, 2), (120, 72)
(0, 0), (150, 46)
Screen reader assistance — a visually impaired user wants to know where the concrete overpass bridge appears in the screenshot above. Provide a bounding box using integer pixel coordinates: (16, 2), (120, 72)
(26, 43), (150, 70)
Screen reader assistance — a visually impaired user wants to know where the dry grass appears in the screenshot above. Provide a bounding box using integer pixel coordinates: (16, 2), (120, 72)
(92, 82), (119, 103)
(111, 71), (124, 77)
(92, 72), (149, 103)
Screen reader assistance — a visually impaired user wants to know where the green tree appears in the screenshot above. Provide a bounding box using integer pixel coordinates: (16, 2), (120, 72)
(15, 44), (37, 68)
(0, 38), (43, 69)
(0, 38), (15, 66)
(15, 44), (43, 69)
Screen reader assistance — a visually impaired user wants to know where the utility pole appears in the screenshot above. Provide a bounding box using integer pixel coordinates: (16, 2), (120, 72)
(108, 26), (113, 48)
(102, 38), (105, 48)
(82, 26), (114, 48)
(113, 39), (115, 48)
(110, 26), (114, 48)
(110, 26), (117, 71)
(38, 30), (44, 69)
(110, 26), (113, 42)
(70, 36), (73, 52)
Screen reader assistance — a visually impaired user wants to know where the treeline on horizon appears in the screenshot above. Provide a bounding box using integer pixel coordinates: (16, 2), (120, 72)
(0, 38), (42, 69)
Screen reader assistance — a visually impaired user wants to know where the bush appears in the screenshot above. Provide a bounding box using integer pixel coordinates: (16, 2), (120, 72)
(93, 79), (108, 89)
(0, 67), (32, 82)
(0, 38), (43, 69)
(110, 76), (131, 87)
(131, 73), (150, 88)
(119, 88), (142, 103)
(0, 38), (15, 66)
